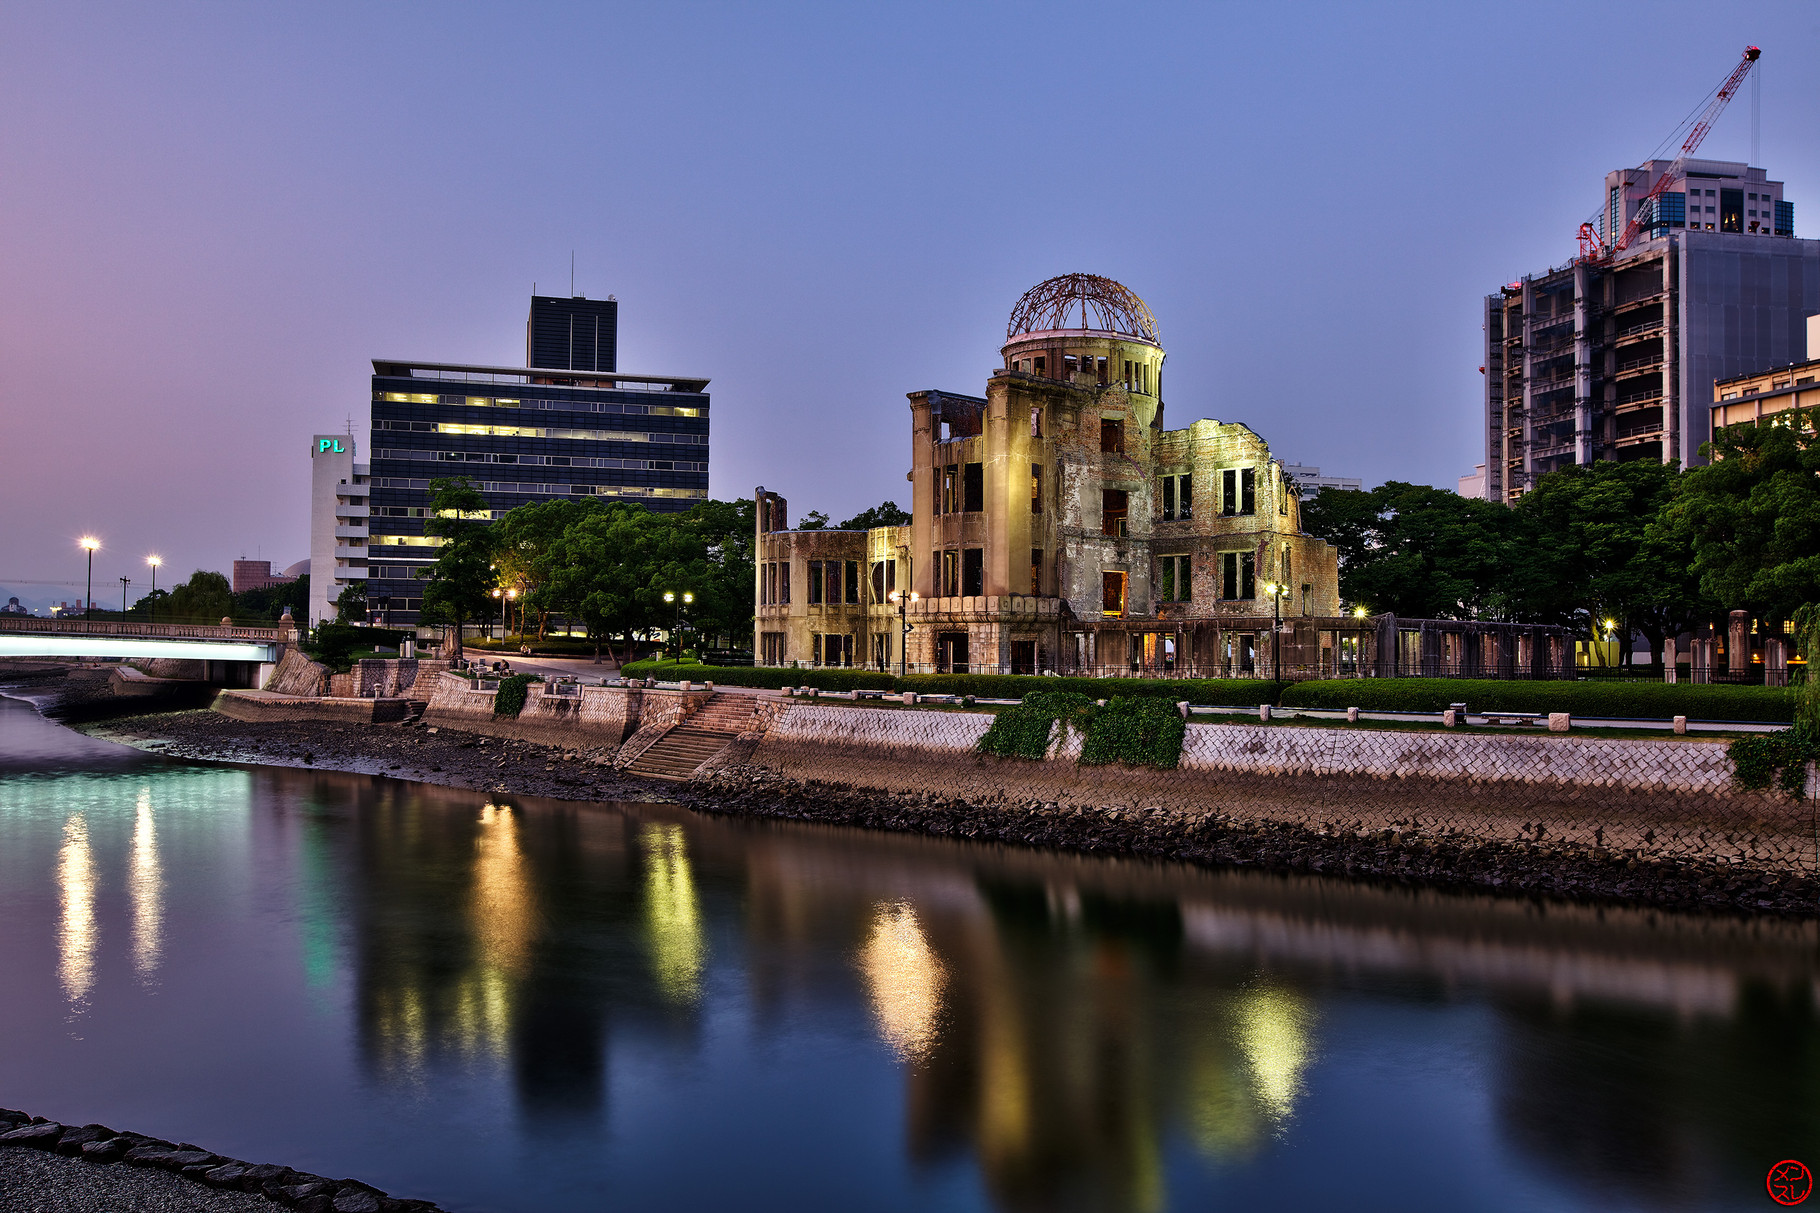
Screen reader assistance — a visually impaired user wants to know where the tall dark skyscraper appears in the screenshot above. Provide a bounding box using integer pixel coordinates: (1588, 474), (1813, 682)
(527, 295), (618, 372)
(358, 296), (708, 626)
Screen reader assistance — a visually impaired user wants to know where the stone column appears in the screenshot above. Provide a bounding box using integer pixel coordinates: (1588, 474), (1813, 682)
(1766, 635), (1789, 687)
(1663, 635), (1677, 684)
(1729, 610), (1750, 676)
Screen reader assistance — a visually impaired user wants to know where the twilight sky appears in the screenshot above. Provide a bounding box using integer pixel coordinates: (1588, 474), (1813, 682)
(3, 1), (1817, 606)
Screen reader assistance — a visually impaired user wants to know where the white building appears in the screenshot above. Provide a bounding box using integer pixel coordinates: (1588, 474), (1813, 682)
(1456, 464), (1488, 499)
(1279, 463), (1363, 494)
(308, 434), (369, 627)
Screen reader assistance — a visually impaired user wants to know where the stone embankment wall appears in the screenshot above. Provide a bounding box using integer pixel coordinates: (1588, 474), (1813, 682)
(421, 672), (711, 749)
(264, 650), (329, 696)
(326, 658), (421, 699)
(213, 691), (409, 724)
(739, 705), (1811, 871)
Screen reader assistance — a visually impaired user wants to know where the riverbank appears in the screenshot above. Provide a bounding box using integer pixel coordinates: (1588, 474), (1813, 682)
(0, 1107), (440, 1212)
(66, 690), (1817, 920)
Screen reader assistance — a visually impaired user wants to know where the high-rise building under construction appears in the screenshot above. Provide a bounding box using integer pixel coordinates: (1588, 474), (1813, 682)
(1483, 157), (1820, 502)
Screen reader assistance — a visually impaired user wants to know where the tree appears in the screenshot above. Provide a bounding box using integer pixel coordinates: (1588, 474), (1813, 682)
(838, 500), (911, 530)
(796, 509), (830, 530)
(1300, 483), (1519, 619)
(1664, 413), (1820, 627)
(678, 497), (757, 649)
(545, 502), (669, 663)
(416, 477), (497, 661)
(332, 579), (367, 624)
(490, 497), (596, 639)
(1508, 460), (1696, 663)
(164, 570), (233, 622)
(236, 574), (309, 622)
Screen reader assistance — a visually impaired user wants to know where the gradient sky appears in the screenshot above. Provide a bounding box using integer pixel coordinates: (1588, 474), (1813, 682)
(3, 1), (1816, 606)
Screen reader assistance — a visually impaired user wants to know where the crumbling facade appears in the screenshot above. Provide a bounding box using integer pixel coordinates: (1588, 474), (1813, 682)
(754, 275), (1367, 677)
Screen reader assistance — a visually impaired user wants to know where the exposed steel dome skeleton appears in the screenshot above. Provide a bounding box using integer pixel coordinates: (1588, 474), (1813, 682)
(1005, 274), (1160, 345)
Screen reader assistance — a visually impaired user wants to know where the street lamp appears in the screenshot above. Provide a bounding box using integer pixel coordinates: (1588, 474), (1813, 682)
(146, 555), (162, 604)
(490, 587), (503, 642)
(1261, 580), (1286, 678)
(663, 591), (693, 666)
(887, 588), (920, 677)
(119, 576), (131, 615)
(79, 537), (99, 621)
(1353, 605), (1369, 677)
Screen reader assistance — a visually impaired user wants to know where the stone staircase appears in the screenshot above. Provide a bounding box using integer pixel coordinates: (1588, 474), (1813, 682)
(625, 693), (764, 780)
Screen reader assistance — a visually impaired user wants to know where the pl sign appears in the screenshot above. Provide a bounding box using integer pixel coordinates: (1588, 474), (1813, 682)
(317, 439), (347, 454)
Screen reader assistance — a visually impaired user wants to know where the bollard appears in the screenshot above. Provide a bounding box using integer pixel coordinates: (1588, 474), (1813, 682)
(1443, 709), (1458, 727)
(705, 682), (714, 691)
(1673, 715), (1687, 735)
(1259, 704), (1272, 723)
(781, 686), (795, 696)
(902, 692), (917, 705)
(1176, 701), (1191, 719)
(1346, 706), (1360, 723)
(1548, 712), (1572, 733)
(680, 681), (693, 692)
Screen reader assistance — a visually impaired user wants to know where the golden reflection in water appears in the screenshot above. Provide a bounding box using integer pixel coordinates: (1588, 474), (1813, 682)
(472, 803), (533, 978)
(642, 822), (704, 1004)
(130, 788), (163, 982)
(857, 901), (946, 1064)
(58, 815), (97, 1007)
(1232, 985), (1315, 1128)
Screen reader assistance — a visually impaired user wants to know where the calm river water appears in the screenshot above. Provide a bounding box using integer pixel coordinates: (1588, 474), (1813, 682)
(0, 694), (1815, 1212)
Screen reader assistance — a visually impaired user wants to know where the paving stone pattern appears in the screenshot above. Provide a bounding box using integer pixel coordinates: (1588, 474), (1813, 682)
(750, 705), (1819, 874)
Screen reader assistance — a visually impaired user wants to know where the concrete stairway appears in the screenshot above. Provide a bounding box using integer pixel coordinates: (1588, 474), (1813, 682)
(625, 693), (764, 780)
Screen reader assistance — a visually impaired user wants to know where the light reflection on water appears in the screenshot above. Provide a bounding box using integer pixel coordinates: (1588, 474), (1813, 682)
(0, 696), (1816, 1213)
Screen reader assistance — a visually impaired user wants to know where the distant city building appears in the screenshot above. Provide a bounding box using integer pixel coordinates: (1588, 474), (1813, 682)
(1279, 463), (1363, 494)
(527, 295), (618, 373)
(308, 434), (369, 628)
(1, 597), (26, 615)
(362, 296), (710, 626)
(1484, 158), (1820, 502)
(1710, 314), (1820, 435)
(231, 559), (298, 595)
(1456, 464), (1487, 499)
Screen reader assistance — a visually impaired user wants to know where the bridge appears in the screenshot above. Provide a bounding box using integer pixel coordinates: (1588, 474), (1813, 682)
(0, 617), (285, 668)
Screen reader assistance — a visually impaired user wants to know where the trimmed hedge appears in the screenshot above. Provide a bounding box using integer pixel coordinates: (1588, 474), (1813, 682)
(1280, 678), (1795, 723)
(619, 660), (1285, 705)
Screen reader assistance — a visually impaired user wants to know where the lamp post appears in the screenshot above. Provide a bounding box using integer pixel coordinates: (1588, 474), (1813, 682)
(1353, 605), (1369, 677)
(1603, 617), (1618, 668)
(506, 588), (518, 649)
(119, 577), (130, 615)
(1261, 580), (1285, 679)
(887, 588), (920, 677)
(79, 537), (99, 621)
(663, 591), (692, 666)
(146, 555), (161, 606)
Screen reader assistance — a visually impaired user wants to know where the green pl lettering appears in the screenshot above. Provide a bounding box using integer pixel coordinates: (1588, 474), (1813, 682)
(318, 439), (345, 453)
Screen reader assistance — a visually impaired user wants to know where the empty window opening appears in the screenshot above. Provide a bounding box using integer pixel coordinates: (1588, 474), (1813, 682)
(1241, 467), (1256, 515)
(1221, 551), (1256, 600)
(1030, 408), (1043, 437)
(1101, 419), (1125, 454)
(1030, 548), (1043, 595)
(1031, 463), (1043, 515)
(845, 559), (860, 604)
(807, 560), (823, 605)
(963, 462), (983, 512)
(1096, 356), (1108, 385)
(1011, 640), (1037, 676)
(940, 549), (960, 597)
(941, 464), (959, 514)
(1102, 571), (1127, 617)
(1159, 554), (1192, 602)
(937, 631), (969, 674)
(961, 547), (983, 597)
(1102, 489), (1129, 537)
(1065, 354), (1079, 378)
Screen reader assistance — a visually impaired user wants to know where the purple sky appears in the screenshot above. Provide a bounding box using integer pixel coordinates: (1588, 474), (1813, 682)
(3, 2), (1815, 606)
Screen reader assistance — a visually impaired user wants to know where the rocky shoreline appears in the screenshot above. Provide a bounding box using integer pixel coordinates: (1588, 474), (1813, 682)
(0, 1108), (439, 1212)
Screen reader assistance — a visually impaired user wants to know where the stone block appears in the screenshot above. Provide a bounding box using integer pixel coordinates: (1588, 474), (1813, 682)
(1346, 707), (1359, 722)
(1548, 712), (1571, 733)
(1673, 715), (1687, 735)
(1259, 704), (1271, 722)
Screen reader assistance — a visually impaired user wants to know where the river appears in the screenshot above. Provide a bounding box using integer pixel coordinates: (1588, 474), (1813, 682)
(0, 694), (1813, 1212)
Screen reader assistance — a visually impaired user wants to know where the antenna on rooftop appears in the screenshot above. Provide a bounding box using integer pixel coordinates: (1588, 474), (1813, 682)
(571, 251), (576, 297)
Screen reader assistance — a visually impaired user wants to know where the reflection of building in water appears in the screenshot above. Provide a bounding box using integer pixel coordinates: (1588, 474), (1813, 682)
(642, 823), (705, 1005)
(858, 901), (946, 1064)
(130, 789), (163, 983)
(58, 815), (96, 1007)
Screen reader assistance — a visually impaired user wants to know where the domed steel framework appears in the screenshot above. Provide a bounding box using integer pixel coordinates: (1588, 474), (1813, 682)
(1005, 274), (1159, 345)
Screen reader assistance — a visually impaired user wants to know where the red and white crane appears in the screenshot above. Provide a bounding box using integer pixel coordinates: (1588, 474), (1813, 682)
(1576, 45), (1760, 264)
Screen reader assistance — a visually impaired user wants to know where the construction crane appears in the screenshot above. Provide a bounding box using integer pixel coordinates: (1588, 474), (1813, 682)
(1576, 45), (1760, 264)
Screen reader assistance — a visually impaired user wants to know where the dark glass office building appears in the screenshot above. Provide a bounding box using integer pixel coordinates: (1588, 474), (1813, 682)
(365, 350), (710, 626)
(526, 294), (618, 372)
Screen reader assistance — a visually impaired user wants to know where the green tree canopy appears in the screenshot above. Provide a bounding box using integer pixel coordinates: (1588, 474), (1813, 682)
(838, 500), (911, 529)
(416, 477), (496, 659)
(1300, 482), (1519, 619)
(796, 509), (830, 530)
(163, 570), (233, 622)
(1664, 414), (1820, 626)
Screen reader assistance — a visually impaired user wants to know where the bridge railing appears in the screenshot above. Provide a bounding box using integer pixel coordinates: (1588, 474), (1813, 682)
(0, 616), (283, 642)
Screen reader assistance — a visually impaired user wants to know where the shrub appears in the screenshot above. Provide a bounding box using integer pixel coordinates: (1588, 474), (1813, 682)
(1079, 696), (1187, 769)
(303, 623), (414, 673)
(619, 660), (1285, 705)
(1280, 678), (1794, 723)
(977, 691), (1093, 760)
(494, 674), (534, 718)
(1728, 728), (1819, 794)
